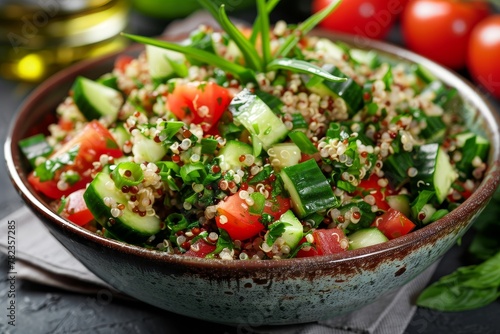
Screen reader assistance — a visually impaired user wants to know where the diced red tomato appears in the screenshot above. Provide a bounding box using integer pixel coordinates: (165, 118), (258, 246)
(58, 118), (74, 131)
(371, 208), (416, 240)
(184, 239), (216, 258)
(28, 120), (123, 199)
(114, 55), (134, 72)
(355, 174), (393, 211)
(166, 81), (233, 132)
(61, 189), (94, 226)
(296, 228), (348, 257)
(215, 190), (291, 241)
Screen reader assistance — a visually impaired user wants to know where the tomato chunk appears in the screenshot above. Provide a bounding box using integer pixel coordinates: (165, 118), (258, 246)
(355, 174), (393, 211)
(296, 228), (348, 257)
(167, 81), (233, 132)
(371, 208), (416, 240)
(215, 190), (291, 241)
(28, 120), (123, 199)
(61, 189), (94, 226)
(184, 239), (216, 258)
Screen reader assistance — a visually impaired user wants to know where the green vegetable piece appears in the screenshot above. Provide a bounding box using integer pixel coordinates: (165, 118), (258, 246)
(19, 134), (53, 169)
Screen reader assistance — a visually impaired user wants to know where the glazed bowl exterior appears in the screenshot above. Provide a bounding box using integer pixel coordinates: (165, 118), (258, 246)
(5, 31), (500, 326)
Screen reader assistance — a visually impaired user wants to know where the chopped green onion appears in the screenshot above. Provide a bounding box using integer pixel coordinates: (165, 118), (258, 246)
(111, 162), (144, 189)
(267, 58), (347, 83)
(166, 213), (189, 233)
(122, 33), (256, 83)
(257, 0), (271, 67)
(218, 5), (263, 71)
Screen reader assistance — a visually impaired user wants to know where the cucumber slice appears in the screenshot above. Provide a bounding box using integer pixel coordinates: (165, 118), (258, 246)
(280, 159), (338, 218)
(304, 64), (364, 115)
(348, 227), (388, 250)
(109, 122), (131, 149)
(412, 144), (458, 204)
(349, 49), (380, 68)
(217, 140), (253, 169)
(229, 89), (289, 150)
(19, 134), (53, 169)
(132, 131), (168, 163)
(275, 210), (304, 249)
(268, 142), (301, 170)
(72, 76), (123, 123)
(146, 44), (187, 82)
(386, 194), (411, 217)
(84, 172), (162, 243)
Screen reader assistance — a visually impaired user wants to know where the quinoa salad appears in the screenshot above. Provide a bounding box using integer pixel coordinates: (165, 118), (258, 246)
(21, 2), (490, 260)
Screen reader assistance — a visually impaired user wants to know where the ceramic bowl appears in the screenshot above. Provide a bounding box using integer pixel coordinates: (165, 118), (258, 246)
(5, 31), (500, 326)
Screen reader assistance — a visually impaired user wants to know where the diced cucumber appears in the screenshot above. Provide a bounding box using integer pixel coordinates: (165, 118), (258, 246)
(280, 159), (338, 218)
(386, 194), (411, 217)
(146, 44), (187, 82)
(109, 122), (131, 149)
(304, 64), (364, 115)
(72, 76), (123, 123)
(288, 130), (318, 154)
(229, 89), (289, 150)
(275, 210), (304, 249)
(349, 49), (380, 69)
(412, 144), (458, 204)
(97, 73), (119, 90)
(268, 142), (301, 170)
(84, 172), (162, 243)
(348, 227), (388, 250)
(217, 140), (253, 169)
(419, 116), (446, 143)
(19, 134), (53, 169)
(132, 131), (168, 163)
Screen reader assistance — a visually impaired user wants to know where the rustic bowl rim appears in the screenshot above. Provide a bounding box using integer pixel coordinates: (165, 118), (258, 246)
(5, 29), (500, 270)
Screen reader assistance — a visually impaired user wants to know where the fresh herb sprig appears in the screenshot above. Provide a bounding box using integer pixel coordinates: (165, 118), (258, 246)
(416, 188), (500, 311)
(122, 0), (346, 85)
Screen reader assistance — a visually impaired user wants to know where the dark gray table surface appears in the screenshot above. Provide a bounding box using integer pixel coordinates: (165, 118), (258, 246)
(1, 4), (500, 334)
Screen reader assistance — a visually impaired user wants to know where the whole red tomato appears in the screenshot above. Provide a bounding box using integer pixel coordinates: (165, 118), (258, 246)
(312, 0), (408, 40)
(467, 15), (500, 99)
(401, 0), (490, 70)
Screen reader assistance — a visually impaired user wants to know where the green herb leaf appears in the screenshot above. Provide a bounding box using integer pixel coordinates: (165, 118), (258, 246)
(275, 0), (342, 57)
(417, 251), (500, 311)
(249, 0), (280, 45)
(217, 4), (262, 71)
(267, 58), (347, 83)
(207, 229), (234, 258)
(34, 145), (79, 182)
(256, 0), (271, 67)
(266, 222), (288, 246)
(122, 33), (256, 83)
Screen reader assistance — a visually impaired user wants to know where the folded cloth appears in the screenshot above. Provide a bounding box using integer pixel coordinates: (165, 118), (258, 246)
(0, 206), (437, 334)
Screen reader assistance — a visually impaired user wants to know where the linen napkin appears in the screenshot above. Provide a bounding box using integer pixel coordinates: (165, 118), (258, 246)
(0, 206), (437, 334)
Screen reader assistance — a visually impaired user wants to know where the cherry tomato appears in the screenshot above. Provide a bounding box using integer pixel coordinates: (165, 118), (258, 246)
(355, 174), (394, 211)
(371, 208), (416, 239)
(312, 0), (407, 40)
(215, 191), (291, 241)
(184, 239), (216, 258)
(28, 120), (123, 199)
(167, 81), (233, 132)
(467, 15), (500, 99)
(296, 228), (348, 257)
(401, 0), (490, 70)
(61, 189), (94, 226)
